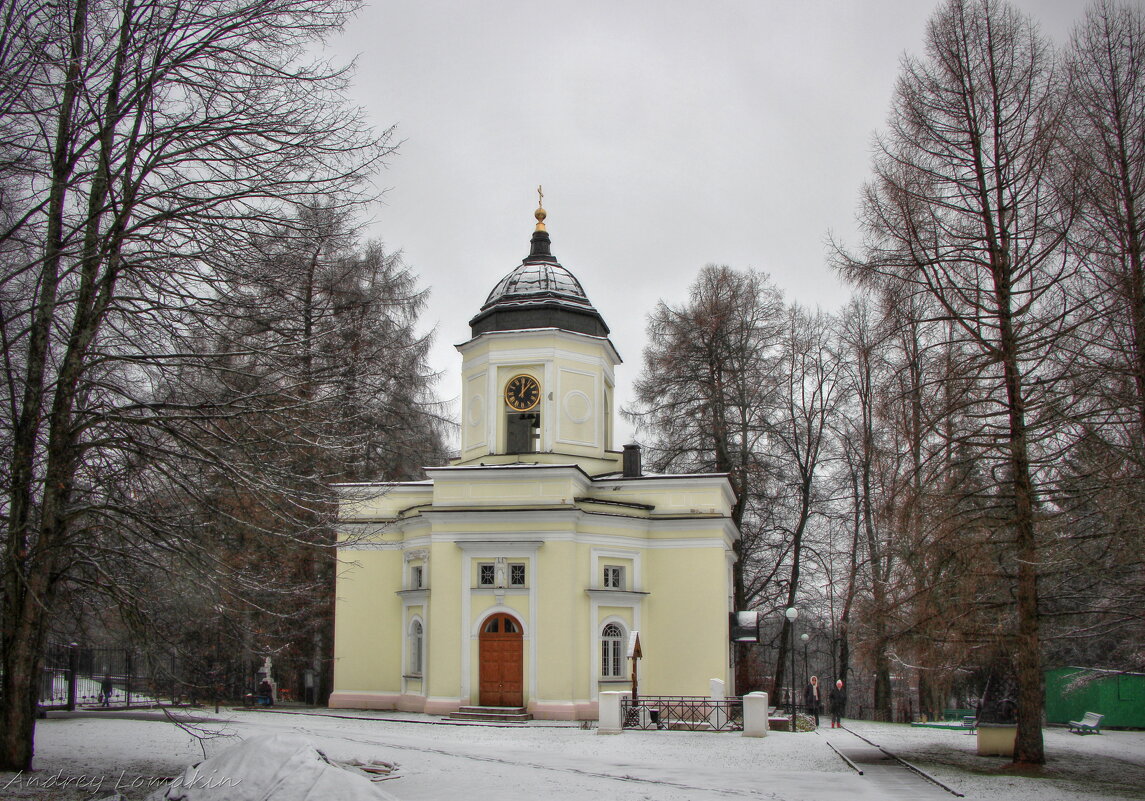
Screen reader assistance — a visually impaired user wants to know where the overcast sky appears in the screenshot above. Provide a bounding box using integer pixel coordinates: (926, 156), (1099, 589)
(328, 0), (1088, 448)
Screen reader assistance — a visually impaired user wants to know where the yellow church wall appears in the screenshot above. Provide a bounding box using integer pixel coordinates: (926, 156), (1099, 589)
(597, 606), (634, 628)
(531, 540), (583, 718)
(337, 484), (433, 521)
(456, 329), (619, 464)
(459, 451), (623, 474)
(423, 541), (462, 710)
(640, 545), (731, 695)
(555, 366), (599, 449)
(461, 369), (488, 459)
(572, 544), (594, 710)
(601, 482), (734, 518)
(459, 329), (618, 369)
(433, 474), (587, 507)
(330, 549), (403, 708)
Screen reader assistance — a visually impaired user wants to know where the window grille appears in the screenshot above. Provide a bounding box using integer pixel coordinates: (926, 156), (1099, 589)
(603, 565), (623, 589)
(479, 563), (495, 586)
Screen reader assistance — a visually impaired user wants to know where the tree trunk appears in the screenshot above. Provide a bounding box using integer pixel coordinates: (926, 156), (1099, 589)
(1000, 334), (1044, 764)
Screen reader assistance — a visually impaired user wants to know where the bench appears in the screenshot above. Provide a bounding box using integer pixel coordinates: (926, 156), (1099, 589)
(1068, 712), (1103, 735)
(961, 715), (977, 733)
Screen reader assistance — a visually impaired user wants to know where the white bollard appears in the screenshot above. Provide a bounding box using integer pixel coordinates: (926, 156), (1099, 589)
(742, 691), (770, 737)
(597, 691), (629, 734)
(709, 678), (728, 729)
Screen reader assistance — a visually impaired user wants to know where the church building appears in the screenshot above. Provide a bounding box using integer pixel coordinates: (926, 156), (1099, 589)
(329, 201), (738, 720)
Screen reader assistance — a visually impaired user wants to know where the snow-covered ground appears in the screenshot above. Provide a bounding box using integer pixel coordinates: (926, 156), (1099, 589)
(847, 719), (1145, 800)
(2, 709), (1142, 800)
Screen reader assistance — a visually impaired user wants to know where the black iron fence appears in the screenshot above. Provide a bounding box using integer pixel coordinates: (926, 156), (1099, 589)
(621, 696), (744, 732)
(38, 642), (181, 711)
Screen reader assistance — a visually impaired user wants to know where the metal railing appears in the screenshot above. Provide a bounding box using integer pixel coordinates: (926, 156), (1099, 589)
(621, 696), (744, 732)
(37, 643), (175, 711)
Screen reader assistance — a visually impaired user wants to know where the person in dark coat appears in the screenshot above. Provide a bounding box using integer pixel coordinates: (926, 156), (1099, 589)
(829, 679), (847, 728)
(100, 675), (113, 707)
(803, 675), (821, 726)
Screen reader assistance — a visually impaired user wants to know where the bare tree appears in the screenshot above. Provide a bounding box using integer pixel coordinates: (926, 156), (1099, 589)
(1048, 0), (1145, 673)
(172, 210), (446, 703)
(765, 305), (842, 709)
(832, 295), (897, 718)
(626, 269), (842, 702)
(1065, 1), (1145, 446)
(836, 0), (1074, 763)
(0, 0), (392, 770)
(624, 265), (783, 693)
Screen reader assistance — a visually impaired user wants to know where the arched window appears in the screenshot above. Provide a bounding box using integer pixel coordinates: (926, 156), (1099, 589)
(408, 620), (424, 676)
(601, 623), (625, 678)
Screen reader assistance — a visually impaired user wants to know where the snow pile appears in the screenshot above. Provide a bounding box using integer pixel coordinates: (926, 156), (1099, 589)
(144, 733), (397, 801)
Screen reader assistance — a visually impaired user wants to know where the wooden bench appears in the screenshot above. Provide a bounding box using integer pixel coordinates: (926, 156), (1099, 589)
(1067, 712), (1104, 735)
(961, 715), (977, 733)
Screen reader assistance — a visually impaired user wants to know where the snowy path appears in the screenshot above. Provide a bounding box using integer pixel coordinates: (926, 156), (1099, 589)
(819, 727), (955, 800)
(221, 710), (881, 801)
(7, 709), (1144, 800)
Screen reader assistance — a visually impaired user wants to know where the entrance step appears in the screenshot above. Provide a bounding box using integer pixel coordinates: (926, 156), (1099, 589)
(449, 706), (532, 723)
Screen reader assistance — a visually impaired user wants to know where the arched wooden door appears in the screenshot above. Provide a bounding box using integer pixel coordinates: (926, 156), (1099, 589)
(479, 613), (523, 707)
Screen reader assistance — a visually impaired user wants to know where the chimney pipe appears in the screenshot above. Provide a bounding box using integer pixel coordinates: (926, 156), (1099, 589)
(622, 443), (642, 478)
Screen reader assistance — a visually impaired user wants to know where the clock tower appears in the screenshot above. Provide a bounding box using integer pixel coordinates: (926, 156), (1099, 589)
(331, 196), (738, 720)
(456, 199), (622, 473)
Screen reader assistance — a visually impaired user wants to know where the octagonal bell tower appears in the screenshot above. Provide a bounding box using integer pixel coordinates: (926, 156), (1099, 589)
(455, 196), (622, 474)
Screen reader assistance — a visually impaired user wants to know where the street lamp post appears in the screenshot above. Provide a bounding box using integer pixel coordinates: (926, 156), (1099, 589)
(785, 607), (798, 722)
(801, 632), (810, 686)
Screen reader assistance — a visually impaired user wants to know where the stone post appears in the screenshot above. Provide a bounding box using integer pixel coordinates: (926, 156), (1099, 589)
(597, 691), (629, 734)
(743, 691), (770, 737)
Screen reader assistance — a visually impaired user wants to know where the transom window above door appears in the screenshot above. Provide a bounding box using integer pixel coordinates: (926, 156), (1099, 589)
(484, 615), (519, 634)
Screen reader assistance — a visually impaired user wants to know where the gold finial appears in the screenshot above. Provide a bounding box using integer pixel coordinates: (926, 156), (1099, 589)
(534, 184), (547, 231)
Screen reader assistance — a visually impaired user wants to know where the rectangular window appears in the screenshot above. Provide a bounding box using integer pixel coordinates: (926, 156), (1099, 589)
(506, 412), (541, 453)
(510, 563), (526, 586)
(479, 563), (495, 586)
(411, 565), (424, 589)
(603, 565), (624, 589)
(409, 621), (423, 676)
(607, 641), (622, 678)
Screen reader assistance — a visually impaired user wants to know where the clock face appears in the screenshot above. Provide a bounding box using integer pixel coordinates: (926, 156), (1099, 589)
(505, 374), (540, 412)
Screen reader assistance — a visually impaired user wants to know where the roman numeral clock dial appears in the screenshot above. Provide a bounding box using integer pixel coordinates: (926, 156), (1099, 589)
(505, 374), (540, 412)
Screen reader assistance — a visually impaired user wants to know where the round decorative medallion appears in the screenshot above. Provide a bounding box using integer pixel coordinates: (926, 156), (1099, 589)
(563, 390), (592, 424)
(467, 394), (484, 427)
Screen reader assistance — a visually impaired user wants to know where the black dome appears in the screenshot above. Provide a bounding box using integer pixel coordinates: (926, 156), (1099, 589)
(469, 229), (609, 337)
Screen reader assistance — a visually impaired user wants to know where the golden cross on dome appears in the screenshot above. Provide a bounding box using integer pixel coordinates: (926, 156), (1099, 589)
(534, 184), (547, 231)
